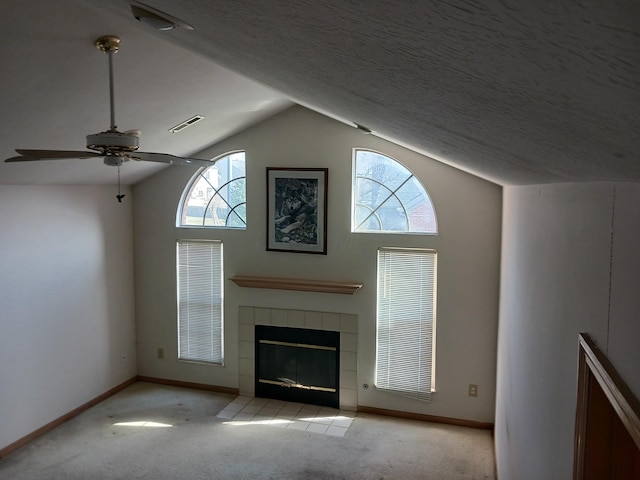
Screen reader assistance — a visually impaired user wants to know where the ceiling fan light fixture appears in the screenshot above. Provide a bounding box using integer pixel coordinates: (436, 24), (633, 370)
(103, 156), (127, 167)
(130, 3), (194, 31)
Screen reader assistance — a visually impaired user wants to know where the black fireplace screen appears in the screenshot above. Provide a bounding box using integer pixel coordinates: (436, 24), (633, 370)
(255, 325), (340, 408)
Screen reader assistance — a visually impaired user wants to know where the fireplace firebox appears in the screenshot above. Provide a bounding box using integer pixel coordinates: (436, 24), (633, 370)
(255, 325), (340, 408)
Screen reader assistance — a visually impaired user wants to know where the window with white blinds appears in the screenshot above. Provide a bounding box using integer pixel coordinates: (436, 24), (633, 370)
(376, 247), (437, 401)
(177, 240), (224, 364)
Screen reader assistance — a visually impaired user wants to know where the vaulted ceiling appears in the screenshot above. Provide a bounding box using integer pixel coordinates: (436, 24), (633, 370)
(1, 0), (638, 186)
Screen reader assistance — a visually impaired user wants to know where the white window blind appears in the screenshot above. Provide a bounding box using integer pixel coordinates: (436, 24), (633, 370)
(177, 240), (223, 364)
(376, 247), (436, 401)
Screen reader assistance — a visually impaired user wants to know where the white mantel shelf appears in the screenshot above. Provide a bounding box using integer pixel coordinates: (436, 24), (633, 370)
(230, 276), (363, 295)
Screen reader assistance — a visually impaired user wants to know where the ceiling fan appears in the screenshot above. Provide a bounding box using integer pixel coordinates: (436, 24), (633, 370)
(5, 35), (215, 169)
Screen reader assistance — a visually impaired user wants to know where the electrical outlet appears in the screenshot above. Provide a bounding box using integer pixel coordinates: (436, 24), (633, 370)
(468, 384), (478, 397)
(157, 348), (164, 360)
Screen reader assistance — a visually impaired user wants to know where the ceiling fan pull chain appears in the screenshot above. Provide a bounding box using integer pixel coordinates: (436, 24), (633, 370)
(116, 164), (125, 203)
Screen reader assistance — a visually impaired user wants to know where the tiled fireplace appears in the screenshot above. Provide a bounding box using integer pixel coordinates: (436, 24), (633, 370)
(238, 306), (358, 410)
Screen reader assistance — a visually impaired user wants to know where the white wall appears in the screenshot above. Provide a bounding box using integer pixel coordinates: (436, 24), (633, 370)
(133, 106), (502, 423)
(0, 185), (136, 451)
(496, 182), (640, 479)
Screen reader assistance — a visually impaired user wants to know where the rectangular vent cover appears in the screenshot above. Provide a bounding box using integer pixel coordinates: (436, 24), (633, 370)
(169, 115), (205, 133)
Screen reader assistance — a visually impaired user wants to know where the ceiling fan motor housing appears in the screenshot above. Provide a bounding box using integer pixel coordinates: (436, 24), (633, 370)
(86, 131), (140, 154)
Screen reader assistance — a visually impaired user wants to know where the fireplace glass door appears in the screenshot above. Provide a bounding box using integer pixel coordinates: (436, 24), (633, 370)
(255, 326), (339, 408)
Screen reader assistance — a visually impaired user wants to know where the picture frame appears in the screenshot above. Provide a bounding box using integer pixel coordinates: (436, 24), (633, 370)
(266, 167), (328, 254)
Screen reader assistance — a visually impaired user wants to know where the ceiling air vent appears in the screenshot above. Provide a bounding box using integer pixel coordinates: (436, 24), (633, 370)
(169, 115), (205, 133)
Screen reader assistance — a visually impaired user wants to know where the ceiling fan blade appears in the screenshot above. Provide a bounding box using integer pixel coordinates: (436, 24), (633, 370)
(6, 149), (103, 162)
(127, 151), (216, 167)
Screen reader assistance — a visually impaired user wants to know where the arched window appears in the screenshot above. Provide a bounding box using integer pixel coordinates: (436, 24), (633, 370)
(352, 149), (437, 234)
(177, 151), (246, 228)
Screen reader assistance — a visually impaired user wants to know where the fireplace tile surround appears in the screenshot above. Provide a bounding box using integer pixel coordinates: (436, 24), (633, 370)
(238, 306), (358, 410)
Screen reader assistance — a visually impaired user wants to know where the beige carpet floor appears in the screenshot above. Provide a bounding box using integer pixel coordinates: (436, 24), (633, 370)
(0, 382), (496, 479)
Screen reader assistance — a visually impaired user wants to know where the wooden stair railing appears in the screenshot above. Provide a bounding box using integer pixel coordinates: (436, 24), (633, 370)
(573, 333), (640, 479)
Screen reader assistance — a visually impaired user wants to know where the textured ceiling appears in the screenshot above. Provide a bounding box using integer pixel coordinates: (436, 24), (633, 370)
(2, 0), (639, 186)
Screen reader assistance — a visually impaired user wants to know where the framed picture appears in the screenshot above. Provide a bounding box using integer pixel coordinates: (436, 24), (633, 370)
(266, 167), (328, 254)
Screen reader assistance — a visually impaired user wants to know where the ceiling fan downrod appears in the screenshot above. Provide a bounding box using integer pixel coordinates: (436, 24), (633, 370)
(87, 35), (140, 159)
(95, 35), (120, 132)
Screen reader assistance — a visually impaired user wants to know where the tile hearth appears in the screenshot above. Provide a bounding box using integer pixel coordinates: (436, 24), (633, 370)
(217, 395), (356, 437)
